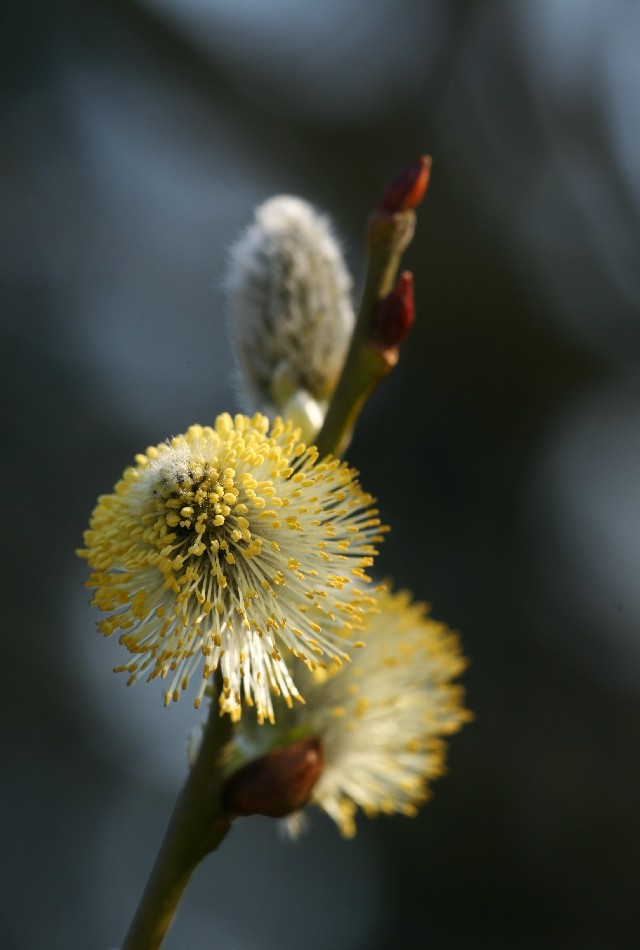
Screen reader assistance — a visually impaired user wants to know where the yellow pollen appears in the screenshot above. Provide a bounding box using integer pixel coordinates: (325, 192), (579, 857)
(77, 412), (387, 719)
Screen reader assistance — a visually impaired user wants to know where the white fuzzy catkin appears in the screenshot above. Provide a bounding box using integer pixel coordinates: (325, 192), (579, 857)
(225, 196), (355, 429)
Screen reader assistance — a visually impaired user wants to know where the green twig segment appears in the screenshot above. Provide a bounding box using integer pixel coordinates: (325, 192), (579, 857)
(121, 699), (234, 950)
(314, 210), (416, 458)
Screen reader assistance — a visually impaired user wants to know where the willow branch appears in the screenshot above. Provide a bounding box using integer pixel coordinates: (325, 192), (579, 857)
(315, 156), (430, 458)
(121, 696), (233, 950)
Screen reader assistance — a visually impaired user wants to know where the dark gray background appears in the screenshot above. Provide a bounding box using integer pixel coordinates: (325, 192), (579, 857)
(3, 1), (640, 947)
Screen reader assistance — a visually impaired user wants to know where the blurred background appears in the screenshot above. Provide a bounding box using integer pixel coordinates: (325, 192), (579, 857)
(3, 1), (640, 947)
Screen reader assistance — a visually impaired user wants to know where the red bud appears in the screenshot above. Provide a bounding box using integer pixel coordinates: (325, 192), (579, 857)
(222, 736), (324, 818)
(379, 155), (431, 213)
(375, 271), (414, 348)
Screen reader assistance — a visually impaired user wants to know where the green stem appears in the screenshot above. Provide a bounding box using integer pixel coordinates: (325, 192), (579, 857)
(314, 210), (416, 458)
(121, 698), (234, 950)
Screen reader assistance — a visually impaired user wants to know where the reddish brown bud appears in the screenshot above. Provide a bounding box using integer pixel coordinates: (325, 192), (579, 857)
(378, 155), (431, 213)
(222, 736), (324, 819)
(375, 271), (414, 348)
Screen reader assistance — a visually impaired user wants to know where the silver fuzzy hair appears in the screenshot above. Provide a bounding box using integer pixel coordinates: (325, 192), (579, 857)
(225, 195), (355, 417)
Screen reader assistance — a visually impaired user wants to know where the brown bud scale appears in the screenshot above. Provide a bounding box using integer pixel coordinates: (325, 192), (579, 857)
(375, 271), (415, 348)
(379, 155), (431, 213)
(222, 736), (325, 818)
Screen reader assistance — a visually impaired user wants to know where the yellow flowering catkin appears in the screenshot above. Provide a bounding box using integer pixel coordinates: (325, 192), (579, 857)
(78, 413), (386, 722)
